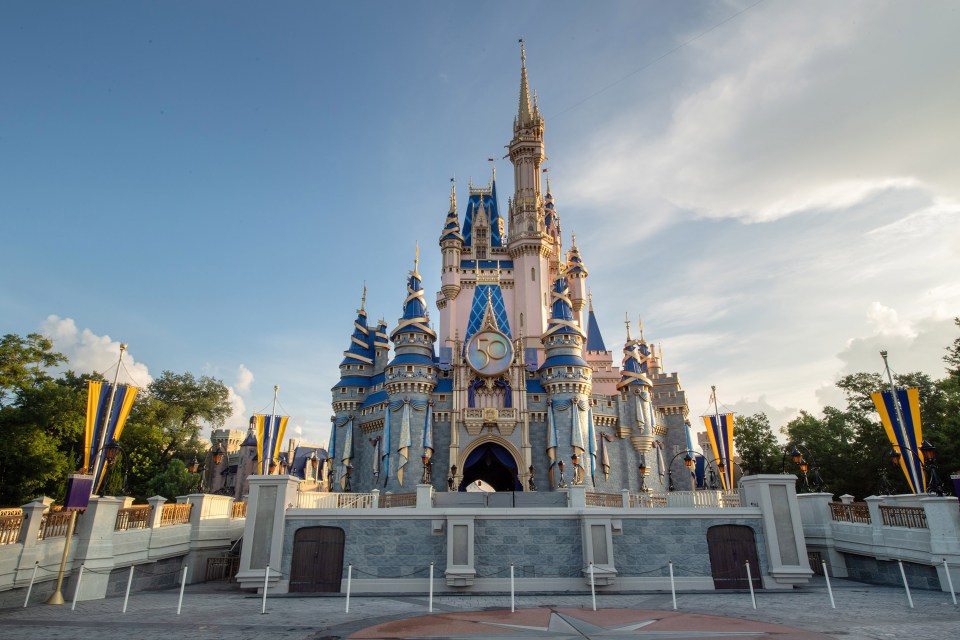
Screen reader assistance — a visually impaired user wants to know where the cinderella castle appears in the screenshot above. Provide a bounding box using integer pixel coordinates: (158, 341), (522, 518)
(326, 46), (692, 496)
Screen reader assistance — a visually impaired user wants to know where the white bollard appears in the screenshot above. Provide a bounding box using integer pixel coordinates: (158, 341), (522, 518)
(429, 562), (434, 613)
(822, 561), (835, 609)
(345, 564), (352, 613)
(177, 566), (188, 615)
(24, 562), (38, 608)
(71, 564), (85, 611)
(898, 560), (914, 609)
(122, 566), (134, 613)
(669, 561), (677, 610)
(510, 564), (515, 613)
(944, 559), (957, 606)
(261, 565), (270, 614)
(745, 560), (756, 610)
(589, 562), (596, 611)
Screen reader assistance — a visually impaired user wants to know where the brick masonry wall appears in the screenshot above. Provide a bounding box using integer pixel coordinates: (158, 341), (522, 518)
(474, 518), (582, 578)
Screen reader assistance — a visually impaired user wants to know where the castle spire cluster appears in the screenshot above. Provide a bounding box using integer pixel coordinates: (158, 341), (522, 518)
(328, 44), (690, 495)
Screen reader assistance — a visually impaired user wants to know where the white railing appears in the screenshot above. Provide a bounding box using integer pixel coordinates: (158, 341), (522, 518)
(627, 491), (742, 509)
(296, 492), (375, 509)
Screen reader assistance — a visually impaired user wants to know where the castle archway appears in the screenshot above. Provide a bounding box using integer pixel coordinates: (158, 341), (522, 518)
(458, 440), (522, 492)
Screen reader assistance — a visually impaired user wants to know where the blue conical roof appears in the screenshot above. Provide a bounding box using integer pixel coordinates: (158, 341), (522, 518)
(543, 276), (585, 338)
(390, 260), (436, 340)
(339, 308), (375, 367)
(586, 306), (607, 352)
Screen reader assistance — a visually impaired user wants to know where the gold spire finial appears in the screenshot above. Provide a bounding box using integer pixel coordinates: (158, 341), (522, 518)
(659, 342), (663, 368)
(571, 232), (577, 247)
(449, 179), (456, 211)
(588, 288), (594, 312)
(638, 317), (644, 341)
(625, 313), (632, 342)
(414, 243), (420, 275)
(546, 175), (551, 194)
(518, 38), (533, 126)
(360, 282), (367, 313)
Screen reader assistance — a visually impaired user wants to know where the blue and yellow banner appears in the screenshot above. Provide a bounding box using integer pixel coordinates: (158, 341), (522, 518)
(871, 388), (925, 493)
(703, 413), (735, 492)
(255, 414), (289, 475)
(85, 381), (139, 492)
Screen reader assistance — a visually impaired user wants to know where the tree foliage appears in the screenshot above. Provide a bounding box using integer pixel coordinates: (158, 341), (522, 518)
(734, 413), (781, 474)
(0, 334), (231, 504)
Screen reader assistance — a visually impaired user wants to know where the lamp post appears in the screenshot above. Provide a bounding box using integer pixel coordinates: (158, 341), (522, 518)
(189, 443), (229, 493)
(557, 458), (568, 489)
(309, 450), (319, 482)
(638, 456), (648, 493)
(667, 450), (706, 492)
(571, 452), (583, 485)
(343, 464), (353, 492)
(890, 442), (944, 496)
(781, 443), (824, 493)
(421, 453), (432, 484)
(448, 465), (457, 491)
(96, 438), (124, 497)
(528, 464), (537, 491)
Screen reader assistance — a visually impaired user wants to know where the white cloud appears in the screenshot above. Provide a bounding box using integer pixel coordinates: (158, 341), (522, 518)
(40, 315), (152, 387)
(225, 386), (247, 426)
(235, 364), (254, 393)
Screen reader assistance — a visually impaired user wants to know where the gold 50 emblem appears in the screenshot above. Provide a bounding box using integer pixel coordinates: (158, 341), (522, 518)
(466, 329), (514, 376)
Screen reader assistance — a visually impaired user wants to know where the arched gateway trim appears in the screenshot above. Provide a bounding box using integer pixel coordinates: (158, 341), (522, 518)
(457, 436), (523, 492)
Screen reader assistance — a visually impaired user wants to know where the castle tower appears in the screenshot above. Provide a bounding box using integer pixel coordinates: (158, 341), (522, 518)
(541, 274), (594, 489)
(507, 43), (553, 355)
(438, 182), (463, 349)
(565, 235), (588, 331)
(384, 250), (438, 492)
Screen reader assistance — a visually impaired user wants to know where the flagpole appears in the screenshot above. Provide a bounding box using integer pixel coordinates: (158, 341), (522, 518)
(92, 343), (127, 492)
(267, 385), (279, 474)
(880, 351), (921, 493)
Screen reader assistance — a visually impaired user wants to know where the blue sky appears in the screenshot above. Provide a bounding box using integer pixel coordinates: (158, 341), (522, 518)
(3, 1), (959, 445)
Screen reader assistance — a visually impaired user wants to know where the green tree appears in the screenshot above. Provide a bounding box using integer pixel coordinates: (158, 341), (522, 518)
(146, 458), (197, 500)
(0, 333), (66, 406)
(146, 371), (231, 461)
(734, 413), (781, 474)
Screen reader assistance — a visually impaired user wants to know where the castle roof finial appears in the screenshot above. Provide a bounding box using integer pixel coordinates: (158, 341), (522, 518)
(588, 288), (593, 312)
(638, 317), (644, 341)
(413, 243), (420, 277)
(625, 313), (632, 342)
(449, 178), (456, 212)
(359, 282), (367, 314)
(518, 38), (533, 127)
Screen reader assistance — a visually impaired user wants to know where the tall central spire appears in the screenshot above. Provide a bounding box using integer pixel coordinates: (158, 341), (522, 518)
(518, 39), (533, 127)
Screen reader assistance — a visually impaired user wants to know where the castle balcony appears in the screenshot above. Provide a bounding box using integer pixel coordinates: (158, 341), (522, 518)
(463, 407), (517, 435)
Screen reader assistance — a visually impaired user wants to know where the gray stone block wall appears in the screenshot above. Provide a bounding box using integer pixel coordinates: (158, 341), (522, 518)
(614, 518), (767, 579)
(843, 553), (941, 590)
(474, 518), (582, 579)
(283, 518), (445, 580)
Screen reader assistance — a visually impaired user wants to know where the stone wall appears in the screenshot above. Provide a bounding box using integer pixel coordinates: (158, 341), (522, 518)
(843, 553), (941, 590)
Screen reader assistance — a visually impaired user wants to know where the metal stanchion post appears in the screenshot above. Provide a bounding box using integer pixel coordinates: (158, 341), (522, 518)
(122, 566), (134, 613)
(510, 564), (515, 613)
(345, 564), (352, 613)
(898, 560), (914, 608)
(944, 559), (957, 606)
(24, 562), (38, 608)
(71, 564), (85, 611)
(261, 565), (270, 614)
(176, 566), (187, 615)
(745, 560), (756, 609)
(429, 562), (434, 613)
(589, 562), (596, 611)
(669, 561), (677, 610)
(822, 561), (835, 609)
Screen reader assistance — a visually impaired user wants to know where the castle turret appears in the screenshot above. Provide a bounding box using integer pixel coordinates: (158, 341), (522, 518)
(541, 274), (594, 489)
(565, 234), (588, 329)
(616, 319), (657, 454)
(384, 249), (438, 491)
(438, 182), (464, 347)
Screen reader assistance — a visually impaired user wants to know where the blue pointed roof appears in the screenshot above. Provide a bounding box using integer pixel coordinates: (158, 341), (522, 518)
(566, 240), (588, 277)
(464, 284), (511, 344)
(390, 260), (436, 340)
(617, 323), (650, 389)
(374, 320), (390, 350)
(543, 276), (584, 338)
(340, 308), (374, 367)
(586, 305), (607, 352)
(462, 181), (504, 248)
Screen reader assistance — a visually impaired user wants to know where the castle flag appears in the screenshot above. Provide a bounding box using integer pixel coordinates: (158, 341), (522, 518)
(871, 387), (926, 493)
(703, 413), (735, 492)
(85, 381), (139, 492)
(255, 413), (289, 475)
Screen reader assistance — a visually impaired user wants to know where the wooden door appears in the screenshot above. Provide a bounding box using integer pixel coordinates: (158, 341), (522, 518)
(707, 524), (762, 590)
(289, 526), (345, 593)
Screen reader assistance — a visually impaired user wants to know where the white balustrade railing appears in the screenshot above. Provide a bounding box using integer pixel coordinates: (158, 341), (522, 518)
(296, 492), (375, 510)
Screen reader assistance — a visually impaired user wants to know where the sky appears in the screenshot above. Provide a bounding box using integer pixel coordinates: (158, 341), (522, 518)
(2, 1), (958, 446)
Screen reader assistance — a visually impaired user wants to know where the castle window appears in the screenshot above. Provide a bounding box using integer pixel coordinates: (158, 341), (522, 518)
(532, 395), (540, 402)
(340, 388), (347, 394)
(406, 366), (413, 372)
(439, 395), (446, 402)
(566, 367), (573, 373)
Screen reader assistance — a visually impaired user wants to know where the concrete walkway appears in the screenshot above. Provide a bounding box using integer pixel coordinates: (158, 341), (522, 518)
(1, 578), (958, 640)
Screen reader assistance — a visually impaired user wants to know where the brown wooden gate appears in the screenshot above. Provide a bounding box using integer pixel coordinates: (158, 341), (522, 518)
(289, 526), (345, 593)
(707, 524), (762, 590)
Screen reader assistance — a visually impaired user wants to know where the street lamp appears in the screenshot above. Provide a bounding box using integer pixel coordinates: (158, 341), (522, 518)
(638, 457), (648, 493)
(557, 458), (568, 489)
(781, 443), (824, 493)
(891, 442), (944, 496)
(571, 452), (583, 485)
(212, 443), (226, 466)
(343, 465), (353, 493)
(421, 453), (432, 484)
(447, 465), (457, 491)
(528, 464), (537, 491)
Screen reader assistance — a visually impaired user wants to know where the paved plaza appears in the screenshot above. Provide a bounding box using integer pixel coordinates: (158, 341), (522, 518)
(1, 578), (958, 640)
